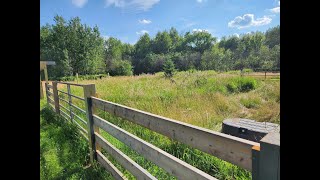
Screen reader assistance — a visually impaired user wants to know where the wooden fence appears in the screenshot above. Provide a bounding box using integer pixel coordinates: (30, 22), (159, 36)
(44, 81), (280, 180)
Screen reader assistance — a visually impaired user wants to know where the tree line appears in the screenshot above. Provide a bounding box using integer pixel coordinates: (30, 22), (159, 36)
(40, 16), (280, 78)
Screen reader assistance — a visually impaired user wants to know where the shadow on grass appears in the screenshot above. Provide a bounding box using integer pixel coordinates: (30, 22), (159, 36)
(40, 107), (113, 180)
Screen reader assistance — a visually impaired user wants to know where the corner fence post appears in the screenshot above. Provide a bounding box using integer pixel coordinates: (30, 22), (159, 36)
(52, 81), (60, 114)
(253, 132), (280, 180)
(83, 84), (101, 164)
(252, 145), (260, 180)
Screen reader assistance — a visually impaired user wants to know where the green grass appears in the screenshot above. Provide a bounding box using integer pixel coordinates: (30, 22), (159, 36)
(40, 100), (114, 180)
(42, 70), (280, 179)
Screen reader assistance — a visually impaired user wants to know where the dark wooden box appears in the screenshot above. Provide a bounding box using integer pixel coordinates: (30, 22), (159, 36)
(222, 118), (280, 142)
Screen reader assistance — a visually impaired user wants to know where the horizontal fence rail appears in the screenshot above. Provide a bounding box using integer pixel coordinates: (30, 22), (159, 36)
(95, 133), (157, 180)
(96, 150), (127, 180)
(44, 81), (280, 180)
(57, 81), (86, 87)
(91, 97), (259, 171)
(93, 115), (217, 180)
(70, 104), (86, 114)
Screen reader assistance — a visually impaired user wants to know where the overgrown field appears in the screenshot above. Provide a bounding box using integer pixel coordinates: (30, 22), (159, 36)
(43, 70), (280, 180)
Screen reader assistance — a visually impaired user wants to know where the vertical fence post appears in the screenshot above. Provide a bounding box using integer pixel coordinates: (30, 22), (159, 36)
(45, 82), (50, 106)
(40, 76), (44, 99)
(252, 145), (260, 180)
(84, 84), (101, 164)
(256, 132), (280, 180)
(52, 81), (60, 114)
(67, 84), (73, 122)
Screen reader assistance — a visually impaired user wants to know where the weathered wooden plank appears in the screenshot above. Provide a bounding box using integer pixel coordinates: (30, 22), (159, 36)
(52, 82), (60, 114)
(93, 115), (217, 180)
(95, 133), (157, 180)
(252, 145), (260, 180)
(47, 84), (53, 89)
(258, 132), (280, 180)
(97, 150), (128, 180)
(40, 76), (44, 99)
(67, 84), (74, 122)
(84, 84), (100, 163)
(92, 97), (259, 171)
(57, 81), (85, 87)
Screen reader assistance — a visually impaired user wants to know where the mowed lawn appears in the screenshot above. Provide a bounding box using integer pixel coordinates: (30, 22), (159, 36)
(44, 70), (279, 180)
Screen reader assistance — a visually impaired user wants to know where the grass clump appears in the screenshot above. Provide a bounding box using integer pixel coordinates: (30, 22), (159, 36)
(226, 77), (257, 93)
(240, 96), (261, 108)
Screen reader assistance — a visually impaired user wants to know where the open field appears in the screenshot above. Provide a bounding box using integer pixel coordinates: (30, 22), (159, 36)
(43, 70), (280, 179)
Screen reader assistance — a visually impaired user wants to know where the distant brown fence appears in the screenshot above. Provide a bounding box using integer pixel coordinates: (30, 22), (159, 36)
(44, 81), (280, 180)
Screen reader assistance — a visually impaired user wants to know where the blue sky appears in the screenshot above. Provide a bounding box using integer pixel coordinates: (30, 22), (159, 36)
(40, 0), (280, 44)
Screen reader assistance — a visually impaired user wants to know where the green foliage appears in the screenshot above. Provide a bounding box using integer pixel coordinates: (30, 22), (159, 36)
(243, 68), (253, 73)
(184, 31), (216, 54)
(265, 25), (280, 48)
(226, 77), (257, 93)
(163, 58), (176, 78)
(41, 16), (279, 76)
(109, 60), (133, 76)
(152, 31), (172, 54)
(40, 16), (105, 78)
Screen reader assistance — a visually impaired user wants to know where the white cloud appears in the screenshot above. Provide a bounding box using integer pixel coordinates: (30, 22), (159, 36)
(136, 30), (149, 35)
(269, 1), (280, 13)
(192, 29), (209, 32)
(196, 0), (207, 3)
(228, 14), (272, 29)
(270, 7), (280, 13)
(72, 0), (88, 8)
(139, 19), (152, 24)
(233, 33), (240, 38)
(186, 22), (196, 27)
(105, 0), (160, 12)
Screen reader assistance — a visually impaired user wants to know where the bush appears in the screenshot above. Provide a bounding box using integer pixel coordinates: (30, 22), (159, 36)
(226, 77), (257, 93)
(109, 60), (133, 76)
(242, 68), (253, 73)
(163, 58), (176, 78)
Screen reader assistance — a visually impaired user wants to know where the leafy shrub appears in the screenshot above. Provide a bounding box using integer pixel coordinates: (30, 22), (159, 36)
(163, 58), (176, 78)
(226, 77), (257, 93)
(109, 60), (133, 76)
(243, 68), (253, 73)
